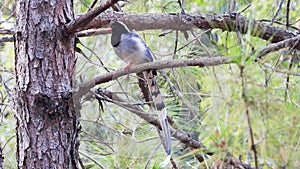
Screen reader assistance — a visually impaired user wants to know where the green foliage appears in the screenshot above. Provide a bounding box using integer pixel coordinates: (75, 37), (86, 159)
(0, 0), (299, 168)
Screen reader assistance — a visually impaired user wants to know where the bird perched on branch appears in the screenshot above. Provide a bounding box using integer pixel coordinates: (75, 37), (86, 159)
(111, 21), (172, 165)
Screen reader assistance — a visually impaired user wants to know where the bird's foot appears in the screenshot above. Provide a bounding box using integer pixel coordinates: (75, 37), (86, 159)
(124, 63), (132, 72)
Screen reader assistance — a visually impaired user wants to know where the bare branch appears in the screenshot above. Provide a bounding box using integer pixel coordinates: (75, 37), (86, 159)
(76, 28), (111, 37)
(79, 151), (105, 169)
(0, 36), (13, 43)
(0, 28), (14, 35)
(65, 0), (120, 34)
(286, 0), (291, 29)
(262, 62), (300, 76)
(79, 12), (298, 48)
(270, 0), (284, 25)
(95, 88), (206, 149)
(74, 57), (229, 99)
(255, 34), (300, 61)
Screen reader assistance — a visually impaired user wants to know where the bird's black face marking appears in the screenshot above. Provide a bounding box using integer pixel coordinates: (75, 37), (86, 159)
(111, 21), (130, 47)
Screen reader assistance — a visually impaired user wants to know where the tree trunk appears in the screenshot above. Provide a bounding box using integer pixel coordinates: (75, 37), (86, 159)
(0, 144), (3, 169)
(14, 0), (79, 168)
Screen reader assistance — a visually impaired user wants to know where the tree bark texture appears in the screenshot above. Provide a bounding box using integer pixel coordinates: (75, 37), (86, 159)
(80, 12), (298, 49)
(0, 144), (3, 169)
(14, 0), (79, 168)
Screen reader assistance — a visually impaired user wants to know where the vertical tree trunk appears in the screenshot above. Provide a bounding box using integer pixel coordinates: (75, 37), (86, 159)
(0, 144), (3, 169)
(14, 0), (79, 168)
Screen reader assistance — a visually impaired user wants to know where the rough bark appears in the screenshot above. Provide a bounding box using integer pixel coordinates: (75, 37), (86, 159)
(65, 0), (120, 34)
(79, 12), (299, 49)
(75, 57), (229, 99)
(0, 144), (3, 169)
(14, 0), (79, 168)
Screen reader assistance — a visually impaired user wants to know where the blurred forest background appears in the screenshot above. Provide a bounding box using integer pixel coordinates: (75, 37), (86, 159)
(1, 0), (300, 168)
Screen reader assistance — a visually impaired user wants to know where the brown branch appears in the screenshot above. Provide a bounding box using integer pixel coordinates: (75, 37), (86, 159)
(76, 28), (111, 37)
(78, 12), (298, 48)
(241, 66), (258, 169)
(65, 0), (120, 34)
(95, 88), (206, 149)
(214, 153), (253, 169)
(286, 0), (291, 29)
(255, 34), (300, 61)
(270, 0), (284, 25)
(74, 57), (229, 100)
(0, 28), (14, 35)
(88, 0), (99, 10)
(0, 36), (13, 43)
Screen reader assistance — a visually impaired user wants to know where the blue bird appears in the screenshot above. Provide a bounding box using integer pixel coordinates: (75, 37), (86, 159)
(111, 21), (172, 166)
(111, 22), (153, 70)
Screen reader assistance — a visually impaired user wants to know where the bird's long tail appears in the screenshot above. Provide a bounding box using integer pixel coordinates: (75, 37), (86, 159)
(143, 70), (171, 166)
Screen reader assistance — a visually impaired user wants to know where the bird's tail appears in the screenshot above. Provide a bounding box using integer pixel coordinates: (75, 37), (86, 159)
(143, 70), (172, 166)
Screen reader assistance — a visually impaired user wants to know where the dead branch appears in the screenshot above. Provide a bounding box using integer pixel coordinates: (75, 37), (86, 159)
(0, 28), (14, 35)
(255, 34), (300, 61)
(74, 57), (229, 100)
(94, 89), (207, 155)
(76, 28), (111, 37)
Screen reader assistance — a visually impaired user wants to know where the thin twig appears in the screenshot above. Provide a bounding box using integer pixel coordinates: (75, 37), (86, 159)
(79, 151), (105, 169)
(76, 39), (111, 72)
(78, 156), (85, 169)
(2, 135), (15, 150)
(240, 66), (258, 169)
(238, 4), (251, 14)
(177, 0), (185, 13)
(144, 143), (162, 169)
(286, 0), (290, 29)
(76, 28), (111, 37)
(88, 0), (99, 10)
(284, 51), (294, 101)
(173, 30), (179, 59)
(262, 62), (300, 76)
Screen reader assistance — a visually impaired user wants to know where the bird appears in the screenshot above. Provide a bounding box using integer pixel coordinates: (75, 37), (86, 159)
(111, 21), (172, 165)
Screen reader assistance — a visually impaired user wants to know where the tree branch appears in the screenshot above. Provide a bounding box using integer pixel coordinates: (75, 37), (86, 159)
(255, 34), (300, 61)
(65, 0), (120, 34)
(76, 28), (111, 37)
(74, 57), (229, 99)
(0, 28), (14, 35)
(79, 12), (299, 49)
(95, 88), (206, 150)
(0, 36), (13, 43)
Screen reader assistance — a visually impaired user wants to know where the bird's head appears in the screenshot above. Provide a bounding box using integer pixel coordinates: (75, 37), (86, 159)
(111, 21), (130, 47)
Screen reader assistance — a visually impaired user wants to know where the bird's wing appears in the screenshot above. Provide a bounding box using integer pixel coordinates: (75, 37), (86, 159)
(114, 33), (153, 64)
(143, 70), (172, 165)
